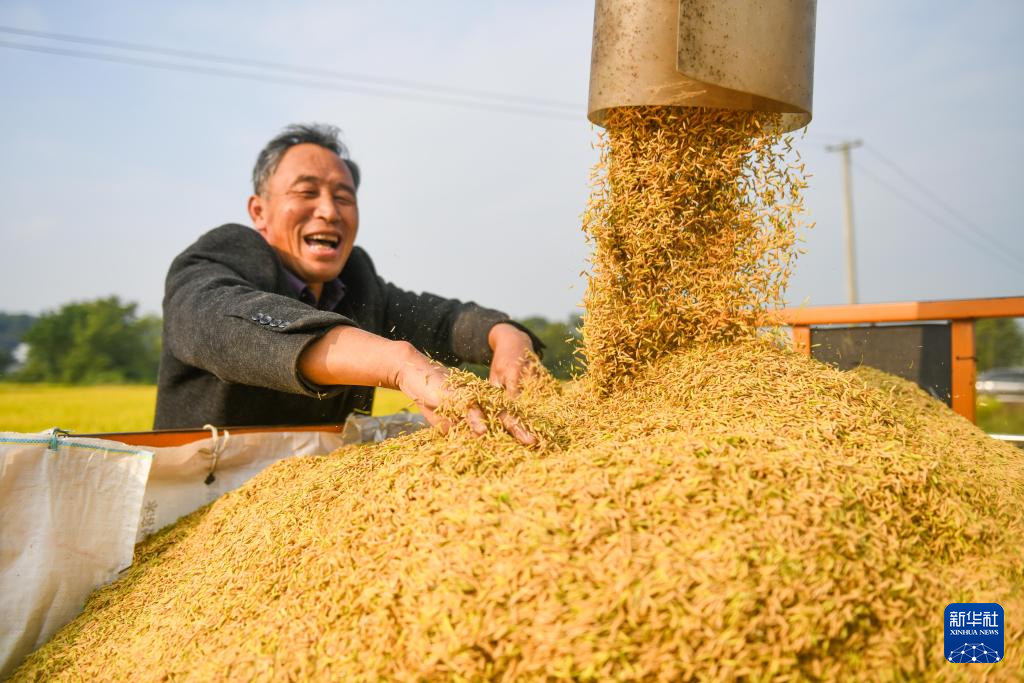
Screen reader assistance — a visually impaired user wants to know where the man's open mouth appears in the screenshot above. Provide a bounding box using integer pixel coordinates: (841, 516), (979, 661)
(304, 233), (341, 252)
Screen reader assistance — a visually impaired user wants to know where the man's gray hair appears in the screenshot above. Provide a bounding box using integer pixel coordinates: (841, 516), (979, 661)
(252, 123), (361, 195)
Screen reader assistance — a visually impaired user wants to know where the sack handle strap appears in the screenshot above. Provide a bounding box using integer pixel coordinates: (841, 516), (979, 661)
(199, 424), (230, 485)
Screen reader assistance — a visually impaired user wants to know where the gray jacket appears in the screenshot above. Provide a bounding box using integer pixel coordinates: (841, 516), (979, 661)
(154, 224), (536, 429)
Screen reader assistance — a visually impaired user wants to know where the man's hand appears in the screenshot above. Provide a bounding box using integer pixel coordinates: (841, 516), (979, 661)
(394, 349), (536, 446)
(487, 322), (539, 398)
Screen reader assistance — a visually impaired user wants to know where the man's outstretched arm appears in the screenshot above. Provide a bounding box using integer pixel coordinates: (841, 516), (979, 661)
(298, 325), (536, 445)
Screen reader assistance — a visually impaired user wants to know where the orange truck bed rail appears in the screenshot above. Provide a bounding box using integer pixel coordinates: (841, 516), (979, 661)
(75, 423), (345, 448)
(779, 296), (1024, 423)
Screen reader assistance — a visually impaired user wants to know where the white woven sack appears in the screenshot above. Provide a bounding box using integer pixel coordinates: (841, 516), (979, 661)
(0, 432), (153, 679)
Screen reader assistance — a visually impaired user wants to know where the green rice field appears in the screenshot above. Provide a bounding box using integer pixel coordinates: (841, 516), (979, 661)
(0, 384), (416, 434)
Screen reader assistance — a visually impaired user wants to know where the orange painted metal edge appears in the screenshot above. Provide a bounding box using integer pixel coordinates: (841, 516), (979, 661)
(791, 325), (811, 356)
(950, 320), (977, 422)
(74, 423), (345, 448)
(780, 296), (1024, 325)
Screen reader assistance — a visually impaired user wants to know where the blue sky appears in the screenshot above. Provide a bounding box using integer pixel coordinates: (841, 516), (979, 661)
(0, 1), (1021, 320)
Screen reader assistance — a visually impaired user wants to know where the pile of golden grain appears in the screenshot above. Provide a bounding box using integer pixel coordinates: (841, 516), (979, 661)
(12, 108), (1023, 681)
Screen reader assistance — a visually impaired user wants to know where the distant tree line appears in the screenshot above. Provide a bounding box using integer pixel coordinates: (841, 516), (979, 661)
(0, 300), (586, 384)
(3, 300), (1021, 385)
(1, 298), (161, 384)
(519, 315), (585, 380)
(975, 318), (1024, 372)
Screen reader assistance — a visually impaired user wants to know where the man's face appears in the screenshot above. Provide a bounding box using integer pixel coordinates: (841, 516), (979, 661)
(248, 143), (358, 291)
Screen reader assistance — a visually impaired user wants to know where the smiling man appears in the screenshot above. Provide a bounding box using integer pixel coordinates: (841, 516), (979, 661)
(154, 123), (541, 442)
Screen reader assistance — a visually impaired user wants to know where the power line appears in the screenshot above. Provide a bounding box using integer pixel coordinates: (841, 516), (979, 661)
(0, 40), (580, 121)
(862, 143), (1023, 261)
(799, 134), (1021, 272)
(0, 25), (580, 113)
(0, 42), (581, 123)
(853, 159), (1020, 275)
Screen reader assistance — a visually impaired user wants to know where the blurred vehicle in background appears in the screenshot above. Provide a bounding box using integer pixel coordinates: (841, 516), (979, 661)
(976, 367), (1024, 404)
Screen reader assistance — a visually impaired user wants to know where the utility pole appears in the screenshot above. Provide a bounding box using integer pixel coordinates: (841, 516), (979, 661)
(825, 139), (863, 304)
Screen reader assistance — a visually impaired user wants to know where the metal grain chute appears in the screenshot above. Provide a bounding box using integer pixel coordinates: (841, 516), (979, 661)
(588, 0), (817, 131)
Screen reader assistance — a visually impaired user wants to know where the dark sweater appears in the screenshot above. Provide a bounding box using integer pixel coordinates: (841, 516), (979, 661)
(154, 224), (533, 429)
